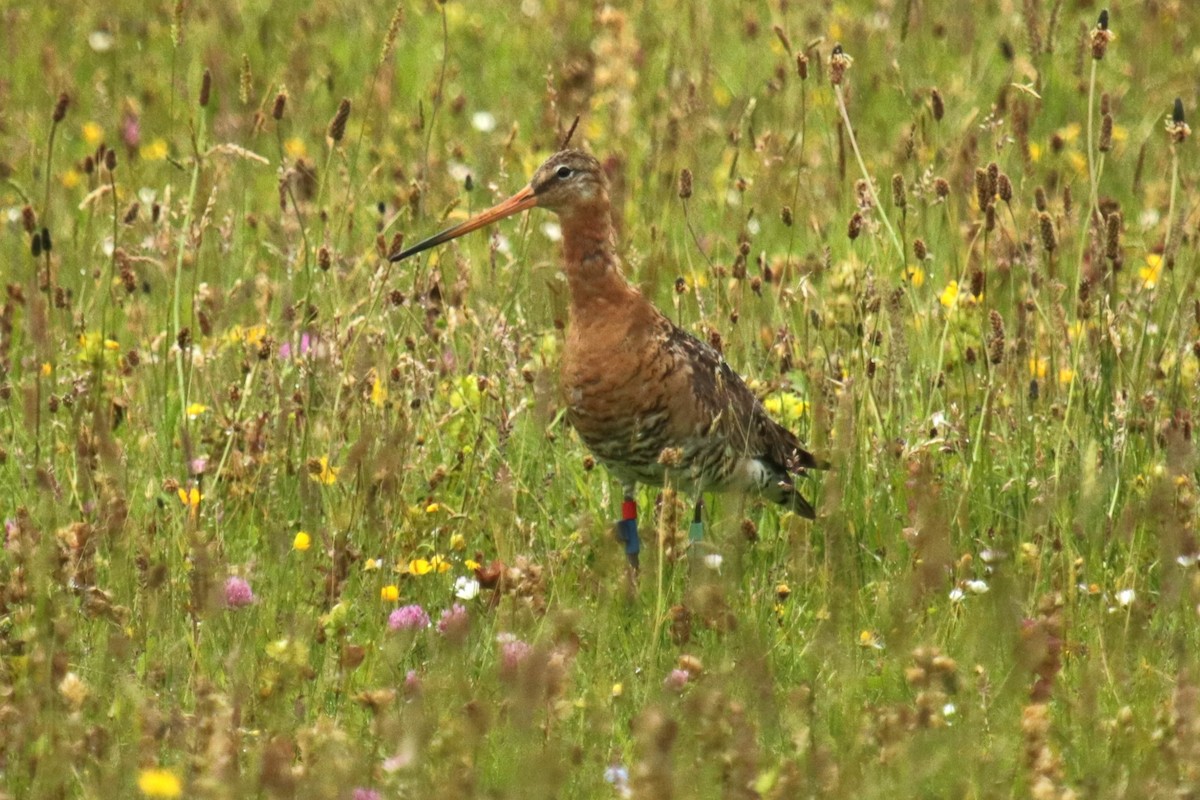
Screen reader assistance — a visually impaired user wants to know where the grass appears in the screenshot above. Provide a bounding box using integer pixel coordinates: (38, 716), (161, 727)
(2, 1), (1199, 797)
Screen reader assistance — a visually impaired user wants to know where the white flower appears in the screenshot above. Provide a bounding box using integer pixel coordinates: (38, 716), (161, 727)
(1115, 588), (1136, 607)
(948, 587), (965, 603)
(471, 111), (497, 133)
(965, 579), (989, 594)
(88, 31), (114, 52)
(454, 576), (481, 600)
(703, 553), (723, 571)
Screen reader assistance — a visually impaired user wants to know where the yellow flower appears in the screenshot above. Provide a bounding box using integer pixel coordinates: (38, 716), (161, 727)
(430, 554), (451, 573)
(177, 486), (202, 508)
(1028, 357), (1048, 380)
(1139, 254), (1162, 289)
(186, 403), (208, 419)
(1058, 368), (1075, 386)
(763, 392), (808, 424)
(380, 584), (399, 602)
(61, 169), (82, 189)
(311, 455), (340, 485)
(611, 682), (624, 698)
(425, 502), (441, 514)
(858, 630), (883, 649)
(408, 558), (433, 576)
(284, 137), (307, 159)
(140, 138), (169, 161)
(293, 531), (312, 551)
(137, 768), (182, 798)
(465, 558), (481, 571)
(41, 362), (52, 377)
(449, 533), (466, 551)
(370, 373), (388, 407)
(82, 121), (104, 147)
(1028, 142), (1042, 163)
(904, 265), (926, 288)
(938, 280), (959, 308)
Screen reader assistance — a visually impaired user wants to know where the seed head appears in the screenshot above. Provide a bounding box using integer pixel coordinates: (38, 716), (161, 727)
(913, 238), (927, 261)
(21, 205), (36, 233)
(1100, 92), (1111, 116)
(772, 25), (792, 55)
(199, 68), (212, 108)
(1090, 11), (1114, 60)
(1038, 211), (1057, 252)
(781, 206), (793, 226)
(997, 173), (1013, 203)
(1105, 211), (1122, 261)
(986, 162), (999, 199)
(381, 2), (404, 65)
(1034, 187), (1047, 212)
(930, 88), (944, 121)
(847, 211), (863, 240)
(891, 173), (907, 209)
(239, 54), (252, 105)
(934, 177), (950, 201)
(52, 91), (70, 123)
(271, 90), (287, 121)
(317, 245), (332, 271)
(1166, 98), (1191, 143)
(974, 167), (990, 212)
(796, 52), (809, 81)
(1098, 113), (1113, 152)
(104, 149), (117, 171)
(678, 168), (693, 199)
(830, 44), (853, 86)
(328, 98), (352, 143)
(987, 310), (1006, 365)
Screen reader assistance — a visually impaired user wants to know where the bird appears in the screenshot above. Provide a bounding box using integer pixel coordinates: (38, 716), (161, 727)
(390, 147), (824, 569)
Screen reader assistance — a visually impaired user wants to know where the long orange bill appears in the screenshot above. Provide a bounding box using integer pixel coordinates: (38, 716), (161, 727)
(388, 185), (538, 262)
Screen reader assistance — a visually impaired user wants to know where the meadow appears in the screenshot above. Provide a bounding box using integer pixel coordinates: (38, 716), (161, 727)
(2, 0), (1199, 797)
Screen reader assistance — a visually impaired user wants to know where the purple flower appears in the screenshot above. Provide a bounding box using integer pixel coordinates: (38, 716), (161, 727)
(352, 789), (381, 800)
(388, 604), (430, 631)
(498, 634), (532, 675)
(664, 668), (690, 692)
(189, 456), (209, 476)
(224, 576), (255, 608)
(404, 669), (421, 696)
(436, 603), (469, 639)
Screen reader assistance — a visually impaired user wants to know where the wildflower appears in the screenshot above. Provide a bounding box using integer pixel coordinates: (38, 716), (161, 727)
(938, 280), (959, 308)
(370, 373), (387, 407)
(177, 486), (202, 509)
(858, 630), (884, 649)
(949, 587), (965, 602)
(137, 768), (182, 798)
(82, 120), (104, 146)
(292, 531), (312, 551)
(1028, 357), (1049, 380)
(224, 576), (255, 608)
(454, 575), (481, 600)
(905, 265), (926, 288)
(352, 790), (382, 800)
(1058, 368), (1075, 386)
(309, 455), (340, 485)
(498, 634), (532, 674)
(436, 603), (469, 639)
(471, 111), (497, 132)
(388, 604), (430, 631)
(965, 579), (989, 594)
(58, 671), (89, 710)
(702, 553), (724, 571)
(380, 584), (399, 603)
(189, 457), (208, 475)
(604, 765), (632, 798)
(449, 533), (466, 551)
(283, 137), (307, 159)
(1115, 588), (1135, 607)
(185, 402), (208, 419)
(1139, 254), (1162, 289)
(664, 668), (690, 692)
(140, 138), (169, 161)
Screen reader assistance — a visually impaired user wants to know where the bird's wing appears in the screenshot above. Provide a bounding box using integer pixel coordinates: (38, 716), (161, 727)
(657, 318), (822, 475)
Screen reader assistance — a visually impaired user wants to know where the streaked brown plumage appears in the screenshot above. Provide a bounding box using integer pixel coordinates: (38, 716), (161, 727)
(391, 149), (823, 563)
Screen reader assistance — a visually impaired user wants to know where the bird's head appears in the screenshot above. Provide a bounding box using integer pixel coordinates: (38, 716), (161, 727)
(389, 149), (607, 263)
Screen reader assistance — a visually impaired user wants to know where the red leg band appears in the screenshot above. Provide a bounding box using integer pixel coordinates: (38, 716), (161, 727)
(621, 500), (637, 521)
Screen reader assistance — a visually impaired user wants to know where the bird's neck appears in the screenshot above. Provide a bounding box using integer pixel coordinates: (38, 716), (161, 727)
(558, 203), (642, 319)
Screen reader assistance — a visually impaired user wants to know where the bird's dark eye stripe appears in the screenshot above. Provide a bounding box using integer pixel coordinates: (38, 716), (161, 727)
(556, 165), (572, 179)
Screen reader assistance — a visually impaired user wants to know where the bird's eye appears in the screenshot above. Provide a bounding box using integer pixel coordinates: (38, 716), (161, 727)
(555, 165), (573, 179)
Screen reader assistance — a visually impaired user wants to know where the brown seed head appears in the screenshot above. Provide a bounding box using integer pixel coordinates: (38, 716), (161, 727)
(830, 44), (853, 86)
(974, 167), (990, 212)
(847, 211), (863, 240)
(678, 168), (693, 199)
(934, 177), (950, 201)
(796, 52), (809, 81)
(1090, 12), (1114, 60)
(772, 25), (792, 55)
(891, 173), (907, 209)
(52, 91), (70, 123)
(781, 206), (793, 226)
(913, 238), (927, 261)
(985, 202), (996, 232)
(1100, 92), (1111, 116)
(1105, 211), (1121, 260)
(328, 98), (352, 143)
(1166, 98), (1191, 144)
(1034, 186), (1047, 212)
(986, 162), (999, 198)
(21, 205), (36, 234)
(317, 245), (332, 271)
(199, 68), (212, 108)
(998, 173), (1013, 203)
(123, 202), (139, 225)
(381, 2), (404, 65)
(104, 149), (117, 171)
(1098, 114), (1113, 152)
(930, 88), (944, 121)
(239, 54), (252, 105)
(272, 90), (287, 121)
(987, 310), (1005, 365)
(1038, 212), (1057, 252)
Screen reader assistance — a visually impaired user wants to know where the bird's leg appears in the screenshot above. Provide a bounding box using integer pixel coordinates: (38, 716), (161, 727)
(688, 497), (705, 544)
(615, 486), (640, 570)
